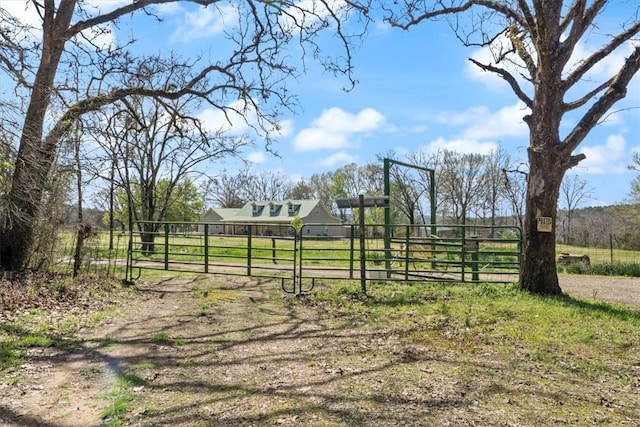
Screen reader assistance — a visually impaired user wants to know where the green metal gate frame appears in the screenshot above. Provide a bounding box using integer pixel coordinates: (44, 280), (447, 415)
(127, 221), (522, 294)
(383, 158), (437, 272)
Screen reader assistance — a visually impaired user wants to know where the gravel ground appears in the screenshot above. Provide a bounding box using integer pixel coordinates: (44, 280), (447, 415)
(559, 274), (640, 306)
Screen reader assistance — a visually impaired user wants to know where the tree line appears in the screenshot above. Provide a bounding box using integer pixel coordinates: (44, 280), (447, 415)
(201, 149), (529, 231)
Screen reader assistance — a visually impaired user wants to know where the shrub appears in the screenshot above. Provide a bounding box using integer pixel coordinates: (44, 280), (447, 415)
(563, 262), (640, 277)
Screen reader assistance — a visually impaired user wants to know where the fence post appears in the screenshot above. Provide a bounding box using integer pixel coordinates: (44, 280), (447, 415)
(164, 223), (169, 270)
(247, 225), (252, 276)
(297, 231), (302, 294)
(358, 194), (367, 294)
(349, 225), (355, 279)
(204, 224), (209, 273)
(465, 236), (479, 282)
(610, 233), (614, 264)
(271, 238), (277, 264)
(471, 237), (479, 282)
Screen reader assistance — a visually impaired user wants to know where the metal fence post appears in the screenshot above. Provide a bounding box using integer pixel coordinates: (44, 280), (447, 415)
(164, 223), (169, 270)
(204, 224), (209, 273)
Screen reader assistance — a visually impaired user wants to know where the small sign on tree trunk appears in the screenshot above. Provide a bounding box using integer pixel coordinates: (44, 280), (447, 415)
(537, 217), (553, 232)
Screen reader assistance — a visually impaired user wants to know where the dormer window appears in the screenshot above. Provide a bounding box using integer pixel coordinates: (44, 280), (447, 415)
(269, 202), (278, 216)
(287, 201), (294, 215)
(252, 203), (259, 216)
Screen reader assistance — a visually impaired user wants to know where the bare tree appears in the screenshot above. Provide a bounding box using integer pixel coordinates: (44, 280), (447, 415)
(438, 150), (487, 226)
(376, 151), (429, 229)
(244, 169), (295, 202)
(629, 152), (640, 203)
(502, 163), (528, 231)
(86, 83), (245, 253)
(201, 173), (249, 209)
(330, 162), (385, 225)
(559, 174), (593, 245)
(407, 149), (448, 225)
(308, 172), (341, 215)
(381, 0), (640, 294)
(287, 179), (315, 200)
(0, 0), (368, 270)
(480, 147), (511, 236)
(203, 167), (301, 209)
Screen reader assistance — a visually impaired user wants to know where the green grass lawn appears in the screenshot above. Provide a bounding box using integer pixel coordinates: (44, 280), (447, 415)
(55, 229), (640, 278)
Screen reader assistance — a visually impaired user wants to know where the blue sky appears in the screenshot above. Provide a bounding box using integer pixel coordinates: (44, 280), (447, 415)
(4, 1), (640, 207)
(167, 1), (639, 207)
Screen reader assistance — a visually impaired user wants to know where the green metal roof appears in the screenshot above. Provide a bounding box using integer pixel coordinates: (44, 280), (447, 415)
(220, 199), (340, 223)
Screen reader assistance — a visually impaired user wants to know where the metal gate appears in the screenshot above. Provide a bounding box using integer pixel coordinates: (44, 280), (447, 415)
(127, 221), (521, 293)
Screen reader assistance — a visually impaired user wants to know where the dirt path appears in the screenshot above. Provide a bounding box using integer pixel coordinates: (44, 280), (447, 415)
(4, 274), (341, 426)
(558, 274), (640, 306)
(1, 273), (638, 426)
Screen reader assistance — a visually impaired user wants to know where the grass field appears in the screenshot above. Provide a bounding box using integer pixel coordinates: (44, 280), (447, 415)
(556, 243), (640, 264)
(53, 229), (640, 279)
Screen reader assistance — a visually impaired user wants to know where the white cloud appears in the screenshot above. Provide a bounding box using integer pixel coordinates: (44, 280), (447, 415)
(87, 1), (130, 14)
(294, 127), (349, 151)
(318, 151), (359, 167)
(77, 24), (115, 50)
(152, 2), (184, 16)
(197, 101), (293, 141)
(293, 107), (385, 152)
(430, 102), (529, 140)
(314, 107), (385, 133)
(464, 52), (507, 92)
(1, 1), (39, 27)
(197, 100), (254, 134)
(246, 151), (266, 164)
(566, 40), (630, 82)
(432, 106), (489, 126)
(576, 134), (628, 174)
(170, 4), (238, 43)
(405, 124), (426, 134)
(270, 119), (294, 139)
(462, 102), (529, 140)
(278, 0), (347, 31)
(421, 137), (498, 155)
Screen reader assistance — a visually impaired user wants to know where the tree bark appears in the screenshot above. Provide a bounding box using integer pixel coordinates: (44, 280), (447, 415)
(518, 148), (564, 295)
(0, 0), (76, 270)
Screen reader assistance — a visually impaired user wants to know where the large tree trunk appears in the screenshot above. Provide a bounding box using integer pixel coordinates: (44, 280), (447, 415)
(518, 149), (564, 295)
(0, 0), (76, 271)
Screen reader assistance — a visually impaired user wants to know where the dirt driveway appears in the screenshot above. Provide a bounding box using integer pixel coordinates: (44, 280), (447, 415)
(1, 273), (638, 426)
(558, 274), (640, 306)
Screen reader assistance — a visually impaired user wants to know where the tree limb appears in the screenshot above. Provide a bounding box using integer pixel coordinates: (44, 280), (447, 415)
(66, 0), (220, 39)
(562, 44), (640, 156)
(391, 0), (528, 31)
(468, 57), (533, 107)
(563, 18), (640, 91)
(563, 77), (613, 111)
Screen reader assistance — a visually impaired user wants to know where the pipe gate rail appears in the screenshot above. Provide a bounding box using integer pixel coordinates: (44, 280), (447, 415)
(127, 221), (522, 293)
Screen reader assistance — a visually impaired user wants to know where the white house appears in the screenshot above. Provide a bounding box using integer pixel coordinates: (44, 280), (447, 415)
(197, 208), (240, 234)
(199, 199), (342, 237)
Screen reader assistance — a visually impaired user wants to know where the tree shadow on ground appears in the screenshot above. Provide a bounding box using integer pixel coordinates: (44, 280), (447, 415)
(5, 275), (639, 426)
(544, 292), (640, 321)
